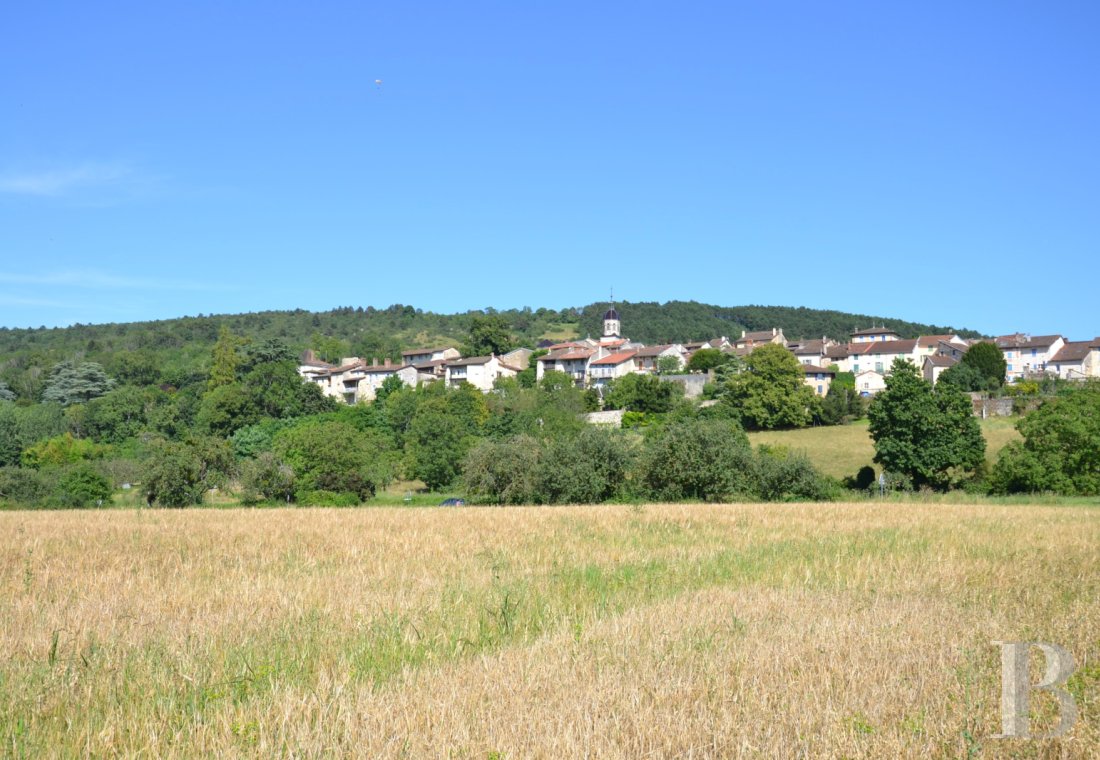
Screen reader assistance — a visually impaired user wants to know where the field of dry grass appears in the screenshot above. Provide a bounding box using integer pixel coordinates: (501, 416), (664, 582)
(748, 417), (1022, 479)
(1, 503), (1097, 757)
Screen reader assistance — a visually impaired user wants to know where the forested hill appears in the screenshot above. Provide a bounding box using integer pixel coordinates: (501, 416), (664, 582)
(0, 301), (981, 395)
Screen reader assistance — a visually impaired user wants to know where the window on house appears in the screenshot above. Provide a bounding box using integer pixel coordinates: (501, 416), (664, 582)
(1007, 364), (1013, 371)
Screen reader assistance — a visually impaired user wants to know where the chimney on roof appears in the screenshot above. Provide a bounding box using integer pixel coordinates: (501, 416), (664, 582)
(741, 330), (746, 339)
(384, 358), (391, 367)
(772, 328), (777, 336)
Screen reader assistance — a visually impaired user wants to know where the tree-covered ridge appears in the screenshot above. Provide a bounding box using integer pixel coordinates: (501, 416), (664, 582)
(576, 302), (982, 345)
(0, 300), (982, 401)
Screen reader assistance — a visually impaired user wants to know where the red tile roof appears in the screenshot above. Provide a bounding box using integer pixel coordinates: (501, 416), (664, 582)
(1050, 341), (1095, 363)
(589, 351), (638, 366)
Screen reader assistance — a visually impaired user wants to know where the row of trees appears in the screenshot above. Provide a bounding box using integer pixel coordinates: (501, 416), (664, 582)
(2, 317), (1097, 509)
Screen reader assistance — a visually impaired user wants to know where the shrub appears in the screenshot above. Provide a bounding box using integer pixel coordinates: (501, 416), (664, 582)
(990, 382), (1100, 495)
(143, 437), (236, 508)
(0, 466), (51, 507)
(239, 453), (296, 505)
(639, 419), (754, 502)
(21, 433), (108, 469)
(847, 465), (877, 491)
(54, 464), (113, 508)
(462, 435), (541, 505)
(752, 446), (840, 502)
(274, 420), (392, 502)
(537, 428), (634, 504)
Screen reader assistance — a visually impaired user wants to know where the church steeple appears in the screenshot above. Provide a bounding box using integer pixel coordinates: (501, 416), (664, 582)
(602, 289), (620, 338)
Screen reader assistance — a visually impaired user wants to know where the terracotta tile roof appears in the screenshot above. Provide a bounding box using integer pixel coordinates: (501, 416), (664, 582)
(845, 339), (918, 356)
(589, 351), (638, 366)
(995, 334), (1063, 349)
(362, 363), (412, 374)
(401, 346), (455, 357)
(558, 349), (597, 361)
(536, 349), (570, 362)
(547, 341), (585, 350)
(790, 339), (828, 354)
(739, 330), (777, 343)
(800, 364), (835, 375)
(447, 356), (493, 367)
(1050, 341), (1095, 363)
(924, 355), (958, 367)
(917, 334), (960, 348)
(634, 344), (679, 358)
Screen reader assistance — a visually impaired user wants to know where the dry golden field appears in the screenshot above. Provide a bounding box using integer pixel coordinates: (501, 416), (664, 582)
(1, 503), (1098, 758)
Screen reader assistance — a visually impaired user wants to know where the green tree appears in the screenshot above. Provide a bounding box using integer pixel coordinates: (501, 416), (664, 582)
(818, 372), (864, 425)
(208, 325), (247, 389)
(405, 406), (474, 491)
(718, 344), (818, 429)
(108, 350), (162, 387)
(537, 428), (633, 504)
(311, 332), (352, 364)
(82, 385), (171, 443)
(273, 420), (393, 501)
(55, 464), (113, 508)
(990, 382), (1100, 495)
(462, 435), (542, 505)
(868, 359), (985, 490)
(464, 314), (513, 356)
(638, 419), (754, 501)
(686, 348), (731, 373)
(239, 452), (296, 504)
(143, 437), (235, 507)
(0, 402), (69, 467)
(21, 433), (108, 469)
(603, 373), (680, 414)
(960, 342), (1007, 388)
(41, 361), (116, 406)
(374, 373), (405, 404)
(656, 355), (682, 375)
(196, 383), (257, 437)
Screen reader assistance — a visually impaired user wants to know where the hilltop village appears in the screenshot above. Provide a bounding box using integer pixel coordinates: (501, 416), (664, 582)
(297, 307), (1100, 405)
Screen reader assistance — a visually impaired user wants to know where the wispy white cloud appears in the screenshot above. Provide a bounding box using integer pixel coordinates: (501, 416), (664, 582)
(0, 294), (71, 308)
(0, 270), (234, 293)
(0, 162), (143, 197)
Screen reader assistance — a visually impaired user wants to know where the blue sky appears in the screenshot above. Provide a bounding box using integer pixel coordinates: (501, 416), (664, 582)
(1, 1), (1098, 338)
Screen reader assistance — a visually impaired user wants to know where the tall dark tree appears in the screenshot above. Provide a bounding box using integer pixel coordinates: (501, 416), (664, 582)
(41, 361), (116, 406)
(958, 342), (1007, 389)
(868, 358), (985, 490)
(464, 314), (513, 356)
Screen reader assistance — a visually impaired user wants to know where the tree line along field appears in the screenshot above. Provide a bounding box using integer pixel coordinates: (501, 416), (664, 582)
(0, 502), (1096, 757)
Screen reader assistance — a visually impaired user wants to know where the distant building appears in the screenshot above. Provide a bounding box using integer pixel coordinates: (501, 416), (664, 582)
(445, 355), (521, 391)
(588, 351), (639, 386)
(401, 346), (461, 365)
(801, 364), (835, 397)
(633, 344), (686, 373)
(855, 370), (887, 396)
(922, 354), (957, 385)
(994, 334), (1066, 382)
(733, 328), (786, 350)
(1049, 339), (1100, 380)
(851, 327), (901, 344)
